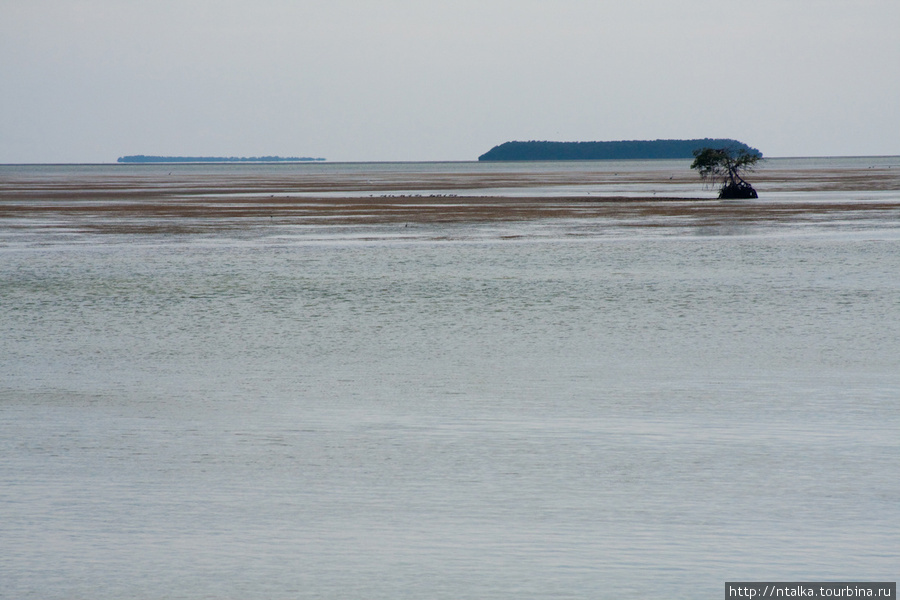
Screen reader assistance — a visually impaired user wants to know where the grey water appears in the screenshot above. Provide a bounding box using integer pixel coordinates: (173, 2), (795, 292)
(1, 162), (899, 599)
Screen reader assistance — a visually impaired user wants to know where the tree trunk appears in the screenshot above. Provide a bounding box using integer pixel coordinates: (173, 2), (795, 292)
(719, 181), (758, 199)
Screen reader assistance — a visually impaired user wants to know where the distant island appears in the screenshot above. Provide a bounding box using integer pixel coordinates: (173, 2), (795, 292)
(478, 139), (761, 161)
(117, 155), (326, 163)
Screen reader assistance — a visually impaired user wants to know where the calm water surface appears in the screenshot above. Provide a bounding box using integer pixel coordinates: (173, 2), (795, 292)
(2, 162), (899, 599)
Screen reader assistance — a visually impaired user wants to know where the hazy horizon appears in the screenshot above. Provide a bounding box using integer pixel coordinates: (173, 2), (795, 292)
(2, 1), (898, 163)
(5, 150), (900, 166)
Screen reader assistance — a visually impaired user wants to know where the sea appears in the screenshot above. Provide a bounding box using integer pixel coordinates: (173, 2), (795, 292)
(1, 159), (898, 599)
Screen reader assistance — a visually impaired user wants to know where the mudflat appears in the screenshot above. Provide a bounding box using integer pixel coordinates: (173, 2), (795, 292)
(1, 162), (898, 234)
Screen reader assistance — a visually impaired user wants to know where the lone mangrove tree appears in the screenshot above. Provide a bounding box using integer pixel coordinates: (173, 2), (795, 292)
(690, 146), (762, 199)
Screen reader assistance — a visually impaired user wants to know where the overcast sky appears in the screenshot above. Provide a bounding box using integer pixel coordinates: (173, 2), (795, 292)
(2, 0), (898, 163)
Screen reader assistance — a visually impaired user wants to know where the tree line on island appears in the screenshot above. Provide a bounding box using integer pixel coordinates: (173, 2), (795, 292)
(478, 139), (760, 162)
(117, 155), (326, 163)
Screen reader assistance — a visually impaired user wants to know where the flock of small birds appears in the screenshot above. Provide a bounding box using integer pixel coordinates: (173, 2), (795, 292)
(374, 193), (460, 198)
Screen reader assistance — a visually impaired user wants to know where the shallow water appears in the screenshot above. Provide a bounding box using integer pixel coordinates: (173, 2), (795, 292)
(1, 161), (899, 599)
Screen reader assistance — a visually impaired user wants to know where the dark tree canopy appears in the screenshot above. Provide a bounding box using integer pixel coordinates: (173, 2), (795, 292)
(478, 139), (761, 161)
(690, 146), (761, 199)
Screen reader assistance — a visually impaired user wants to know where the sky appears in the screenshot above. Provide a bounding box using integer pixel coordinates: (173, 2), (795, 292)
(2, 0), (898, 163)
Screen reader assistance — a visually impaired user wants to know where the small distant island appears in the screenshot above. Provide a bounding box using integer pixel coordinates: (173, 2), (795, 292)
(117, 155), (326, 163)
(478, 139), (761, 161)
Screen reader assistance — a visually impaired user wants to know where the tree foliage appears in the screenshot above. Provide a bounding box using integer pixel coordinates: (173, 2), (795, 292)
(691, 146), (761, 199)
(479, 139), (761, 161)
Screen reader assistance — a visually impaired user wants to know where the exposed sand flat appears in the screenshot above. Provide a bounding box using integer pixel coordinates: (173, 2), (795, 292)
(1, 164), (898, 235)
(2, 164), (899, 195)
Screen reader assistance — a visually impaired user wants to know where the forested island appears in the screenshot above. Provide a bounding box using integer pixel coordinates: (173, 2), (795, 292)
(117, 155), (326, 163)
(478, 139), (761, 161)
